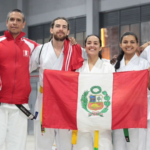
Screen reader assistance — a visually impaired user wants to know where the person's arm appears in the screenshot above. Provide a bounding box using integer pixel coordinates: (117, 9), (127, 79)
(29, 45), (42, 73)
(139, 42), (150, 54)
(140, 45), (150, 65)
(110, 55), (118, 65)
(69, 37), (88, 60)
(68, 37), (77, 45)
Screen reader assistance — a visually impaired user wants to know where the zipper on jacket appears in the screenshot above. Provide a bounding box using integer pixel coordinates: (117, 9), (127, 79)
(11, 39), (17, 103)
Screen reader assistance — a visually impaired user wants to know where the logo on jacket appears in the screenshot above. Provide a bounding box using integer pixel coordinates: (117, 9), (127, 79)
(23, 50), (29, 57)
(81, 86), (111, 117)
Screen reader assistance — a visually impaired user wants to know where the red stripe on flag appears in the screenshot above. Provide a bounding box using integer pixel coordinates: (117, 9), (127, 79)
(112, 70), (148, 129)
(43, 70), (79, 130)
(0, 76), (2, 90)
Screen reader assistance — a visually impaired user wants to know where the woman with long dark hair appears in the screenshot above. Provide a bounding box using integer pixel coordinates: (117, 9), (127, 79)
(113, 31), (150, 150)
(73, 34), (114, 150)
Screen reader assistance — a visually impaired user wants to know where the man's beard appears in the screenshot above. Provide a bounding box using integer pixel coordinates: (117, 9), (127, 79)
(53, 33), (67, 41)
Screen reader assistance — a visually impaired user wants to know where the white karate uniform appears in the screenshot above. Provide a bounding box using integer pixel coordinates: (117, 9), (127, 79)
(30, 41), (72, 150)
(0, 107), (27, 150)
(73, 58), (114, 150)
(113, 54), (149, 150)
(0, 94), (29, 150)
(30, 41), (87, 150)
(140, 46), (150, 150)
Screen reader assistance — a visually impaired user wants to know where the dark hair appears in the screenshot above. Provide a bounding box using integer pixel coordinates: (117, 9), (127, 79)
(85, 34), (102, 59)
(49, 17), (69, 41)
(7, 9), (25, 22)
(115, 31), (138, 71)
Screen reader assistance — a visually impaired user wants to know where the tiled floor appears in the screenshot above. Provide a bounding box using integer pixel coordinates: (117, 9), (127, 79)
(2, 135), (57, 150)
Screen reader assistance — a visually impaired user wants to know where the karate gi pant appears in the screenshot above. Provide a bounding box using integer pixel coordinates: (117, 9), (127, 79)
(0, 106), (27, 150)
(146, 96), (150, 150)
(113, 128), (146, 150)
(34, 120), (72, 150)
(73, 130), (113, 150)
(146, 120), (150, 150)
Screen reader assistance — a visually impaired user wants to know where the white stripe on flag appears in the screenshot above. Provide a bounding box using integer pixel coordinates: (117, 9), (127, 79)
(77, 73), (113, 132)
(65, 44), (72, 71)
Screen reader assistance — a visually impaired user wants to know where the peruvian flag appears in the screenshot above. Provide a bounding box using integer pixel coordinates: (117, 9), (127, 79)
(42, 69), (148, 131)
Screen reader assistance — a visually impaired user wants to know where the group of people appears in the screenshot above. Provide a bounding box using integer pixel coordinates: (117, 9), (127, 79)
(0, 8), (150, 150)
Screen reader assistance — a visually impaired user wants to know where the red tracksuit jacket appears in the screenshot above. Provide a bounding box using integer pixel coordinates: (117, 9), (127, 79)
(0, 31), (39, 104)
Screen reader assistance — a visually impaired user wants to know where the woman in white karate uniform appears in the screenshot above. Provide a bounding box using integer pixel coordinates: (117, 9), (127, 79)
(113, 31), (150, 150)
(73, 35), (114, 150)
(138, 45), (150, 150)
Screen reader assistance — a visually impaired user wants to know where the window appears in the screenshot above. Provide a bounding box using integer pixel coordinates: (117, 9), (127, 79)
(120, 25), (129, 36)
(101, 26), (119, 59)
(120, 23), (140, 43)
(44, 23), (51, 43)
(0, 31), (4, 36)
(100, 4), (150, 59)
(69, 17), (86, 47)
(28, 25), (44, 44)
(141, 21), (150, 45)
(76, 32), (86, 47)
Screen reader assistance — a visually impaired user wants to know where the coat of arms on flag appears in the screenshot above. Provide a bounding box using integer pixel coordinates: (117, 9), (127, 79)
(23, 50), (29, 57)
(81, 86), (110, 117)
